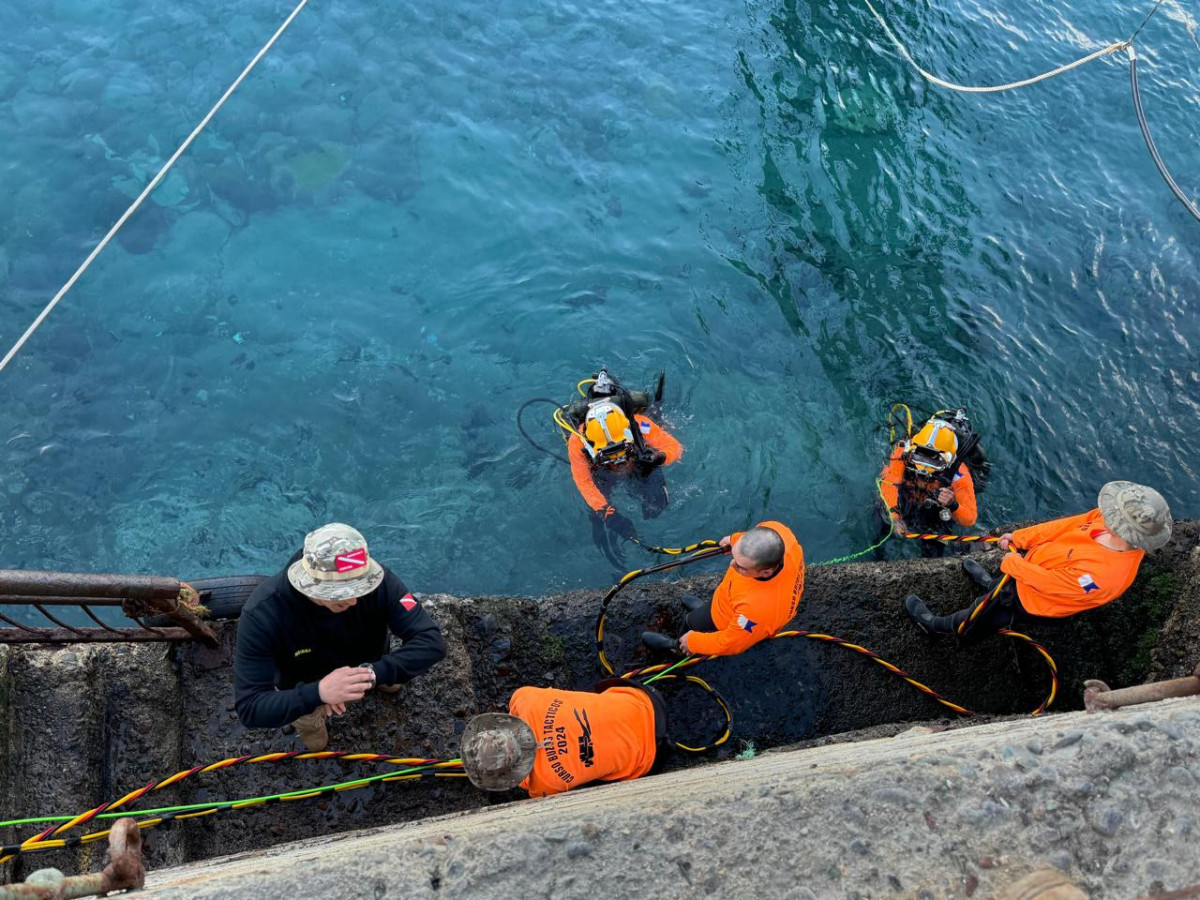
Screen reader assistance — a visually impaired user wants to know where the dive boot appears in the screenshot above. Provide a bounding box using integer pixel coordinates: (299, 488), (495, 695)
(292, 708), (330, 752)
(680, 594), (707, 613)
(904, 595), (941, 636)
(961, 557), (996, 590)
(641, 631), (680, 655)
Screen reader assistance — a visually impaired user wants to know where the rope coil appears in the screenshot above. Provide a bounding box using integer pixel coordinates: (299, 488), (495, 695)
(634, 670), (733, 753)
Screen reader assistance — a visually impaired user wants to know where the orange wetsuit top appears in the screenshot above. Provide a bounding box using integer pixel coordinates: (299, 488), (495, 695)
(687, 521), (806, 657)
(509, 685), (658, 798)
(879, 443), (977, 528)
(568, 415), (683, 512)
(999, 509), (1145, 618)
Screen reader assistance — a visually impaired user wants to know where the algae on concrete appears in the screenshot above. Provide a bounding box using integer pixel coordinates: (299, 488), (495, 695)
(0, 522), (1197, 886)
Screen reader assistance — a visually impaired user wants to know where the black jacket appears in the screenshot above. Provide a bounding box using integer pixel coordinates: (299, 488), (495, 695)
(233, 552), (446, 729)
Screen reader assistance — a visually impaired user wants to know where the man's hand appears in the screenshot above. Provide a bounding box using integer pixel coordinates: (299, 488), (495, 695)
(325, 702), (347, 717)
(891, 516), (908, 537)
(998, 532), (1015, 551)
(718, 535), (732, 548)
(679, 632), (691, 653)
(318, 666), (374, 706)
(937, 487), (955, 506)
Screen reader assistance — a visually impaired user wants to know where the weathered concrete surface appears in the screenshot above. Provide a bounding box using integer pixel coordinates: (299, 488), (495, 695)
(138, 697), (1200, 900)
(0, 645), (187, 878)
(0, 522), (1197, 884)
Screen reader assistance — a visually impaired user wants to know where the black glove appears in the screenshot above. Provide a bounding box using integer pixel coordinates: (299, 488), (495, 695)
(591, 514), (627, 569)
(634, 450), (667, 477)
(606, 511), (636, 541)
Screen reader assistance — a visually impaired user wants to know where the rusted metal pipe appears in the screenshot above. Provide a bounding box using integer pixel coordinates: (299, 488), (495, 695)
(0, 597), (127, 607)
(0, 818), (144, 899)
(0, 571), (218, 648)
(1083, 664), (1200, 712)
(0, 571), (181, 602)
(0, 627), (197, 644)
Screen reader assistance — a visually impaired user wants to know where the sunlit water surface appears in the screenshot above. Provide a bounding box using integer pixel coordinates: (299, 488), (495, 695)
(0, 0), (1197, 611)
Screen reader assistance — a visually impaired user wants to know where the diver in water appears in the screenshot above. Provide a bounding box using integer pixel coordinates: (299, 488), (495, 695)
(876, 407), (989, 558)
(557, 367), (683, 562)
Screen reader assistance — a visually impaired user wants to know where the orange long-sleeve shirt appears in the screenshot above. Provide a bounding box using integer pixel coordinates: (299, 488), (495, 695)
(1000, 509), (1145, 618)
(878, 443), (977, 527)
(686, 521), (805, 657)
(568, 415), (684, 512)
(509, 685), (658, 798)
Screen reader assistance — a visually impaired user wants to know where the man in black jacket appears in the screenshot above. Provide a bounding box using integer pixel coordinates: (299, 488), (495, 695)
(234, 523), (446, 750)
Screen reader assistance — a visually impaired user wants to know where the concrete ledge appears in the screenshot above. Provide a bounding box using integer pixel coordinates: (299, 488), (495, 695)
(3, 524), (1197, 887)
(140, 697), (1200, 900)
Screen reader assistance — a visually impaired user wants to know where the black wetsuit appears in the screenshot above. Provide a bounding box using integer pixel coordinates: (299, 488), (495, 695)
(234, 551), (446, 729)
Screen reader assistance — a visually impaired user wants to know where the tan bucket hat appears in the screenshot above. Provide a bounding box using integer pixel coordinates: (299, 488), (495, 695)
(287, 523), (386, 602)
(460, 713), (538, 791)
(1098, 481), (1172, 552)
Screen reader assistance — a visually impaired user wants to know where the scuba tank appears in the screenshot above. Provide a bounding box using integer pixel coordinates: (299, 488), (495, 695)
(564, 367), (643, 430)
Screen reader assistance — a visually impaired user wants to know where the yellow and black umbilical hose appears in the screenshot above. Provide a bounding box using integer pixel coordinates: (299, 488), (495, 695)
(0, 754), (464, 864)
(596, 539), (1058, 720)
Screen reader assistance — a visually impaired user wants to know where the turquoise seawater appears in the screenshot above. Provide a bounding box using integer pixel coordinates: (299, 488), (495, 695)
(0, 0), (1197, 601)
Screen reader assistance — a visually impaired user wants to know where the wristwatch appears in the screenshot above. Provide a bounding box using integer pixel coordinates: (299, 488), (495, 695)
(357, 663), (377, 690)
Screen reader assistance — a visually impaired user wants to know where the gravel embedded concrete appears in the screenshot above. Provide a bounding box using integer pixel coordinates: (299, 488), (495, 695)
(1, 523), (1198, 892)
(137, 697), (1200, 899)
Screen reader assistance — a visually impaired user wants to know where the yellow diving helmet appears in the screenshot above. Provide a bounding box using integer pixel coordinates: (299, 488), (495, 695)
(908, 419), (959, 476)
(582, 399), (634, 466)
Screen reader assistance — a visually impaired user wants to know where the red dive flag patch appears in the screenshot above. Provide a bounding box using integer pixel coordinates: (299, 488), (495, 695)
(400, 594), (417, 611)
(334, 548), (368, 573)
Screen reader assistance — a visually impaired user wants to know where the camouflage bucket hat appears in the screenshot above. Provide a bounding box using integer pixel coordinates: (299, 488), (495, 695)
(460, 713), (538, 792)
(1098, 481), (1172, 552)
(287, 523), (386, 602)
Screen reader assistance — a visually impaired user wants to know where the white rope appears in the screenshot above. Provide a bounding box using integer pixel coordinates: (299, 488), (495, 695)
(861, 0), (1126, 94)
(0, 0), (311, 376)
